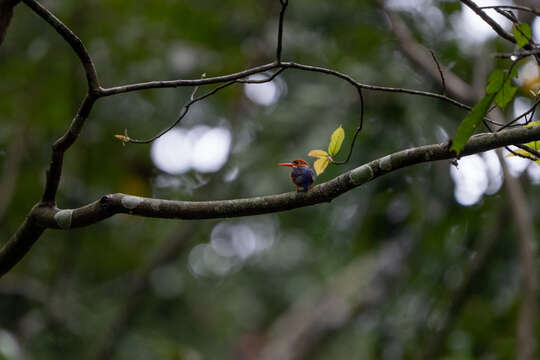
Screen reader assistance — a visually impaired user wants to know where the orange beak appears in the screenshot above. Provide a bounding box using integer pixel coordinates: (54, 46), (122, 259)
(279, 163), (293, 167)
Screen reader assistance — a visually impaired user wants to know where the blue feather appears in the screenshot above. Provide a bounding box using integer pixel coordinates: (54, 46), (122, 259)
(290, 166), (315, 191)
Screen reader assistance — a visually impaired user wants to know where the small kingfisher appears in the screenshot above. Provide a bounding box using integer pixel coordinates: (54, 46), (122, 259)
(279, 159), (315, 192)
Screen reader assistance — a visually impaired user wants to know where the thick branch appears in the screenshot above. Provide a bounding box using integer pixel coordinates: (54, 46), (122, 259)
(0, 209), (45, 277)
(27, 125), (540, 229)
(21, 0), (100, 92)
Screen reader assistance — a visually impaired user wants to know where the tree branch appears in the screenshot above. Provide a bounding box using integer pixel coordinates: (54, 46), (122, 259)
(25, 125), (540, 230)
(0, 209), (45, 277)
(276, 0), (288, 62)
(479, 5), (540, 18)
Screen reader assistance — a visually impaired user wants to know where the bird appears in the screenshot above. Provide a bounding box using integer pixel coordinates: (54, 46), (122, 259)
(279, 159), (315, 192)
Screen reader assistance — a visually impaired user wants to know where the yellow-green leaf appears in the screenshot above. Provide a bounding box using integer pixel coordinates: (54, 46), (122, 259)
(328, 125), (345, 157)
(525, 121), (540, 128)
(506, 148), (533, 158)
(308, 149), (329, 158)
(313, 157), (330, 175)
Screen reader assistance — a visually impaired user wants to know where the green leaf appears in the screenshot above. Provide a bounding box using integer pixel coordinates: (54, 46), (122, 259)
(313, 157), (331, 175)
(308, 149), (329, 158)
(513, 23), (532, 48)
(328, 125), (345, 157)
(450, 94), (494, 155)
(494, 82), (517, 110)
(486, 69), (504, 94)
(486, 67), (518, 110)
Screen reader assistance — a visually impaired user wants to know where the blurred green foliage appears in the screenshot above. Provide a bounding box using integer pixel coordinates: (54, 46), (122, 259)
(1, 0), (539, 359)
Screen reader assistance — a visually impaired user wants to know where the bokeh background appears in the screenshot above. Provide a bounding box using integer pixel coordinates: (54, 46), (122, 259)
(1, 0), (540, 359)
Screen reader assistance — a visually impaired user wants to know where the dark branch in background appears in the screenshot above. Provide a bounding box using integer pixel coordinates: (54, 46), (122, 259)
(276, 0), (288, 62)
(90, 226), (192, 360)
(379, 6), (476, 101)
(258, 238), (414, 360)
(22, 0), (100, 92)
(0, 0), (20, 46)
(422, 208), (503, 359)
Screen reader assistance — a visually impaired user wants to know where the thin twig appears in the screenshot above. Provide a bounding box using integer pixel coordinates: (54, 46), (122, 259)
(128, 69), (287, 144)
(498, 97), (540, 131)
(281, 62), (475, 111)
(333, 87), (364, 165)
(479, 5), (540, 17)
(237, 68), (286, 83)
(127, 81), (237, 144)
(429, 49), (447, 96)
(494, 8), (518, 24)
(276, 0), (288, 63)
(494, 49), (540, 60)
